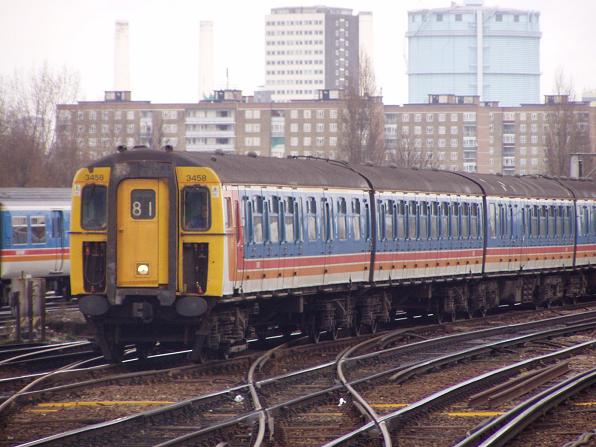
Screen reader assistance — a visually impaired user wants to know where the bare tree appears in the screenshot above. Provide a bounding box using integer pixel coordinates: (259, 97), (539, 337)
(544, 69), (590, 176)
(390, 131), (440, 169)
(339, 52), (385, 164)
(0, 64), (83, 186)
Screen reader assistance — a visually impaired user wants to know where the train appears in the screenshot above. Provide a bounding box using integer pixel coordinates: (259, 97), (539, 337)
(0, 188), (71, 306)
(71, 145), (596, 361)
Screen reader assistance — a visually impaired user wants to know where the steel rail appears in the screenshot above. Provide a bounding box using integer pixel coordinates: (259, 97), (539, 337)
(321, 339), (596, 447)
(474, 368), (596, 447)
(0, 341), (91, 365)
(14, 315), (596, 446)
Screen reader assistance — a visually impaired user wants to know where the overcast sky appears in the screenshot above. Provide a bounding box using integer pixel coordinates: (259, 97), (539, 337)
(1, 0), (595, 104)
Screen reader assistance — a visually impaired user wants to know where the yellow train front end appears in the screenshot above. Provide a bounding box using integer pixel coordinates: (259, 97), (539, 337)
(70, 148), (225, 361)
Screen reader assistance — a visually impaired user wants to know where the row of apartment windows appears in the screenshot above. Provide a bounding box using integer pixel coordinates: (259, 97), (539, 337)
(274, 89), (318, 95)
(266, 39), (324, 46)
(266, 50), (324, 56)
(266, 69), (324, 76)
(266, 20), (324, 26)
(59, 109), (179, 122)
(85, 137), (178, 148)
(266, 59), (324, 66)
(266, 29), (323, 36)
(185, 110), (232, 118)
(268, 79), (324, 86)
(243, 136), (339, 148)
(78, 124), (178, 134)
(410, 12), (536, 24)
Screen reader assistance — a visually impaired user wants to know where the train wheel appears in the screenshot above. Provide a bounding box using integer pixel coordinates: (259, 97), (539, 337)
(135, 343), (154, 360)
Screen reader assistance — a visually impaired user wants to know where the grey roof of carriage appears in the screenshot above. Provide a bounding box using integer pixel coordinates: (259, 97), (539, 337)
(89, 148), (594, 199)
(0, 188), (71, 204)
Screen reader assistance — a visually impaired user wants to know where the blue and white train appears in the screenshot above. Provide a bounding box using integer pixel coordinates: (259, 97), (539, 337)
(0, 188), (71, 305)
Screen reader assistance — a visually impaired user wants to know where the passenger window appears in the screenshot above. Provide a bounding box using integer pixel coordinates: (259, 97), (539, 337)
(451, 203), (460, 238)
(548, 206), (556, 237)
(557, 206), (564, 237)
(306, 197), (317, 241)
(244, 199), (254, 243)
(489, 204), (497, 239)
(253, 196), (264, 243)
(82, 185), (107, 230)
(581, 207), (589, 236)
(461, 203), (469, 239)
(397, 201), (406, 239)
(224, 197), (233, 229)
(430, 202), (439, 239)
(351, 199), (361, 241)
(11, 216), (28, 245)
(30, 216), (46, 243)
(420, 201), (429, 240)
(322, 200), (333, 241)
(441, 202), (449, 238)
(540, 206), (547, 238)
(565, 206), (572, 236)
(183, 187), (210, 230)
(337, 198), (347, 240)
(531, 205), (539, 238)
(284, 197), (295, 243)
(51, 211), (64, 238)
(385, 200), (394, 240)
(269, 197), (280, 243)
(470, 204), (478, 239)
(408, 201), (417, 240)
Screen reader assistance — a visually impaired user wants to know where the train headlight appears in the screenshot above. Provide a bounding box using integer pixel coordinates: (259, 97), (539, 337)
(136, 263), (150, 275)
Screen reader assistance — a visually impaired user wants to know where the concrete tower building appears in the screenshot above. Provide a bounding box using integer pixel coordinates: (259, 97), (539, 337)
(265, 6), (373, 102)
(407, 0), (541, 106)
(114, 21), (130, 91)
(199, 21), (214, 100)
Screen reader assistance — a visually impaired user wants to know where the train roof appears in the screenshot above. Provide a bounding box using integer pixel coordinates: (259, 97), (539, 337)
(89, 148), (595, 200)
(0, 188), (71, 205)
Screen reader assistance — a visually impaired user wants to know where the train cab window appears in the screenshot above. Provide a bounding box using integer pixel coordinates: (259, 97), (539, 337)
(81, 185), (107, 230)
(408, 201), (418, 240)
(11, 216), (28, 245)
(440, 202), (449, 238)
(284, 197), (295, 243)
(306, 197), (317, 241)
(470, 204), (478, 239)
(430, 202), (439, 239)
(253, 196), (265, 243)
(337, 198), (347, 241)
(30, 216), (46, 244)
(451, 203), (460, 239)
(269, 197), (280, 243)
(461, 203), (469, 239)
(397, 201), (406, 239)
(183, 187), (210, 230)
(386, 200), (395, 240)
(351, 199), (361, 241)
(420, 201), (429, 240)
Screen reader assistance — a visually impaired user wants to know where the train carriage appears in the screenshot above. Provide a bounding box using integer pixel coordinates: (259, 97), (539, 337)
(0, 188), (71, 305)
(71, 146), (596, 361)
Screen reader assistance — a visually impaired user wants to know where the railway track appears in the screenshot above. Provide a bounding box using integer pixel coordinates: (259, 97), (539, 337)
(1, 305), (595, 446)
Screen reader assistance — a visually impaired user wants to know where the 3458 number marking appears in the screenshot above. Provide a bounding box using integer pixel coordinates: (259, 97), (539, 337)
(186, 174), (207, 182)
(85, 174), (104, 181)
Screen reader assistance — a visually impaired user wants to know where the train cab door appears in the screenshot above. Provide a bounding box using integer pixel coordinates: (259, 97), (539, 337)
(116, 179), (168, 287)
(50, 210), (65, 273)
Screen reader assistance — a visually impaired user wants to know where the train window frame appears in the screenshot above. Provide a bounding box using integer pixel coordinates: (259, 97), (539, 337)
(337, 197), (348, 241)
(407, 200), (418, 240)
(51, 210), (64, 239)
(397, 200), (406, 240)
(244, 198), (255, 243)
(451, 202), (460, 239)
(581, 206), (589, 236)
(470, 203), (478, 239)
(11, 216), (28, 245)
(440, 202), (449, 239)
(182, 186), (211, 231)
(81, 184), (107, 230)
(461, 203), (469, 239)
(322, 198), (333, 242)
(377, 202), (386, 241)
(306, 197), (317, 241)
(351, 198), (361, 241)
(252, 195), (265, 243)
(30, 216), (46, 244)
(565, 206), (572, 236)
(268, 197), (280, 243)
(557, 205), (564, 237)
(283, 197), (295, 243)
(548, 206), (556, 238)
(420, 201), (429, 240)
(224, 197), (233, 229)
(430, 202), (439, 239)
(539, 205), (548, 238)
